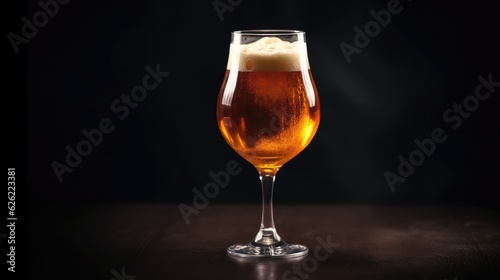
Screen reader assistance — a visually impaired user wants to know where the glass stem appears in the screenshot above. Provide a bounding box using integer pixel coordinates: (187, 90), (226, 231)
(252, 170), (283, 246)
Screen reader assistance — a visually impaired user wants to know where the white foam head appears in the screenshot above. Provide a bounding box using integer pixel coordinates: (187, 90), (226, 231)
(226, 37), (309, 72)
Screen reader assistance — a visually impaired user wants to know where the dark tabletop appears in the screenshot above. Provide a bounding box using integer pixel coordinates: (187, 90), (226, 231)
(27, 203), (500, 279)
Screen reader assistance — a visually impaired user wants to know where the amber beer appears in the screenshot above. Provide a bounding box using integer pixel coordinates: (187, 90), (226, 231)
(220, 31), (318, 258)
(217, 68), (320, 170)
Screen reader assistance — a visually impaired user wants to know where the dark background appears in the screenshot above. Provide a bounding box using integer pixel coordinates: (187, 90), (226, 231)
(25, 0), (499, 205)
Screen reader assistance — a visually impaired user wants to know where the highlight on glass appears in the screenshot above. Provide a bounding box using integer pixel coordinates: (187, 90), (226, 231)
(216, 30), (320, 258)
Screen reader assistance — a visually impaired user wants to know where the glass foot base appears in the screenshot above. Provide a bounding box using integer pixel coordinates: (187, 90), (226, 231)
(227, 242), (308, 258)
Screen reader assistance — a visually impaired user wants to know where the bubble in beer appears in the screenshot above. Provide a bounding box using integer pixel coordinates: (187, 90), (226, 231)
(245, 59), (254, 71)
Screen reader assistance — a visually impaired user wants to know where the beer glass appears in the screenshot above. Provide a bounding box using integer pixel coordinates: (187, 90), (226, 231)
(216, 30), (320, 258)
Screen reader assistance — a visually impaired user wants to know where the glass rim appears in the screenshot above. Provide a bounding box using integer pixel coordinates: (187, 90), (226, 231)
(232, 29), (304, 36)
